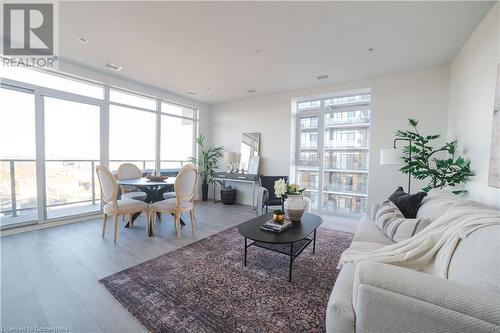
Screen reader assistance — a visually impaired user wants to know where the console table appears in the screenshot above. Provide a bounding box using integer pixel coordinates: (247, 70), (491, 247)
(213, 174), (259, 209)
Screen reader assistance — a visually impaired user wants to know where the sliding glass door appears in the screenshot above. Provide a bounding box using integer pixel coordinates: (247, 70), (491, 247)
(44, 97), (101, 218)
(0, 87), (38, 227)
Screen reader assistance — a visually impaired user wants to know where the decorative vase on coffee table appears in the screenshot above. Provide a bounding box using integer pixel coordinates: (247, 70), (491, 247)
(284, 194), (306, 222)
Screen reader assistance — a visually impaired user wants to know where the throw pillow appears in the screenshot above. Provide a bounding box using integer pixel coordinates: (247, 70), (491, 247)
(390, 191), (427, 218)
(375, 201), (431, 242)
(388, 186), (407, 200)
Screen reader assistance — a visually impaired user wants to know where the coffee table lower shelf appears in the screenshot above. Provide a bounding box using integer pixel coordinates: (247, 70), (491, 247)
(243, 229), (317, 282)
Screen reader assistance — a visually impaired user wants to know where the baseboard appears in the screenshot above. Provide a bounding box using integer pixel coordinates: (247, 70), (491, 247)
(0, 213), (101, 236)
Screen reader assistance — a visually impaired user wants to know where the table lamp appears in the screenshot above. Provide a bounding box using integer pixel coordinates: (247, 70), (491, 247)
(224, 151), (237, 173)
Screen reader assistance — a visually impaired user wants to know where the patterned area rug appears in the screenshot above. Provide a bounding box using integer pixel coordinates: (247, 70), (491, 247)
(99, 226), (353, 333)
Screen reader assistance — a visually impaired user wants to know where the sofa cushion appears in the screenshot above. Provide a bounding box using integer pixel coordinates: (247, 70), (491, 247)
(448, 224), (500, 293)
(326, 263), (356, 333)
(416, 189), (457, 220)
(352, 216), (394, 245)
(374, 201), (431, 242)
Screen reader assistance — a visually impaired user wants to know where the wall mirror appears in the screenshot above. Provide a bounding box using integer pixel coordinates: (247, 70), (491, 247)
(239, 132), (260, 174)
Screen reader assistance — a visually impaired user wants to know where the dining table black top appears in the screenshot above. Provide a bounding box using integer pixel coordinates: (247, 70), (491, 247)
(117, 177), (175, 187)
(238, 212), (322, 244)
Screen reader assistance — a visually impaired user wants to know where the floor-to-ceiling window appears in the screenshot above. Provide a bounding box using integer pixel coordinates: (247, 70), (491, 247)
(294, 91), (371, 217)
(0, 65), (198, 228)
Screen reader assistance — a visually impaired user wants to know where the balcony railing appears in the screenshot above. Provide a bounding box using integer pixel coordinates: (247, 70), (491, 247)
(0, 158), (188, 218)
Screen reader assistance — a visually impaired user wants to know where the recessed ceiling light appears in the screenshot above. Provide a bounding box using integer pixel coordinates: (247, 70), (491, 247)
(368, 48), (375, 52)
(77, 36), (88, 43)
(317, 75), (329, 80)
(186, 90), (197, 95)
(247, 89), (256, 93)
(206, 88), (211, 90)
(104, 63), (123, 71)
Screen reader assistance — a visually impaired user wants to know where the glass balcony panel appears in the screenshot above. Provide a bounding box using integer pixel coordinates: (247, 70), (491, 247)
(297, 170), (319, 191)
(323, 172), (368, 194)
(322, 193), (367, 215)
(324, 152), (368, 170)
(324, 129), (369, 148)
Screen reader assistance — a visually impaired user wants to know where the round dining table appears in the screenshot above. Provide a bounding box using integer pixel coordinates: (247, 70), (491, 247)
(116, 177), (185, 235)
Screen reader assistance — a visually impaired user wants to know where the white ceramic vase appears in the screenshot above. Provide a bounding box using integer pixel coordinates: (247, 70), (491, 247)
(284, 194), (306, 222)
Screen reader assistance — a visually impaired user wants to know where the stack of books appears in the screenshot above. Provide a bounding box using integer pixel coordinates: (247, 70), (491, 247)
(260, 219), (293, 233)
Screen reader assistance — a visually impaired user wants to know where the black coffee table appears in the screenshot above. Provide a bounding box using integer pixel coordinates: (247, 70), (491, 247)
(238, 212), (322, 282)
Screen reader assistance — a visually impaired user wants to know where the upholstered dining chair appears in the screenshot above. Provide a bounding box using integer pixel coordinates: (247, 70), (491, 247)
(96, 166), (150, 243)
(150, 164), (198, 239)
(116, 163), (148, 201)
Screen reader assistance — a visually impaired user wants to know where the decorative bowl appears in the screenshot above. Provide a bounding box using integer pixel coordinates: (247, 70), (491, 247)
(145, 174), (168, 181)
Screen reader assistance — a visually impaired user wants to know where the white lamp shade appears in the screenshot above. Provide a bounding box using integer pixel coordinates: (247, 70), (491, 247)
(380, 148), (403, 166)
(224, 151), (237, 163)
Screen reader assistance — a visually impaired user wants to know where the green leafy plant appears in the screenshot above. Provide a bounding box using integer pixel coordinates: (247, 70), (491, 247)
(189, 134), (224, 186)
(396, 119), (473, 193)
(273, 209), (285, 215)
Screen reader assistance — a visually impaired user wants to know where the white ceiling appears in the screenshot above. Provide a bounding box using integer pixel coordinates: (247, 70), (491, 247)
(58, 1), (494, 105)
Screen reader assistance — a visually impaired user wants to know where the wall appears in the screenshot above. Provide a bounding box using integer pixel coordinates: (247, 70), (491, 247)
(447, 3), (500, 209)
(208, 66), (450, 207)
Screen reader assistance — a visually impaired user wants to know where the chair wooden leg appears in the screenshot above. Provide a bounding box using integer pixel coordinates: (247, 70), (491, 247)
(150, 209), (155, 235)
(129, 213), (133, 228)
(190, 210), (195, 232)
(145, 210), (150, 236)
(101, 214), (107, 238)
(175, 213), (181, 239)
(113, 215), (118, 243)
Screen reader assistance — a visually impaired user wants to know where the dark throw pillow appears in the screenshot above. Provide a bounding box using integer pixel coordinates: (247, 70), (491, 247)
(389, 191), (428, 218)
(388, 186), (407, 201)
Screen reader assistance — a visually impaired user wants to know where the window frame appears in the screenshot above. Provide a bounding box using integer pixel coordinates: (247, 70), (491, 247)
(0, 67), (198, 229)
(294, 91), (371, 217)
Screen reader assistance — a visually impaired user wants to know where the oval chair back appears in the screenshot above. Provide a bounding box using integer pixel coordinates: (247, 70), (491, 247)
(116, 163), (142, 179)
(174, 164), (198, 204)
(96, 166), (118, 207)
(117, 163), (142, 194)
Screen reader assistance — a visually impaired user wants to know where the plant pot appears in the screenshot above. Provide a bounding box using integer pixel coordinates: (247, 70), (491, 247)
(201, 183), (209, 201)
(284, 194), (306, 222)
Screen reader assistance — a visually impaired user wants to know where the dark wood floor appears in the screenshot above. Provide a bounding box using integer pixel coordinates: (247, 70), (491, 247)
(1, 202), (356, 332)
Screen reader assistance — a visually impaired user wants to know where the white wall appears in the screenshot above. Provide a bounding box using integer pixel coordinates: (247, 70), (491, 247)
(208, 66), (450, 207)
(447, 3), (500, 209)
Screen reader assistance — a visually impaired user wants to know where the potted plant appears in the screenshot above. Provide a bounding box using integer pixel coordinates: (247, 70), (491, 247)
(274, 179), (306, 222)
(189, 134), (224, 201)
(273, 209), (286, 223)
(396, 119), (473, 193)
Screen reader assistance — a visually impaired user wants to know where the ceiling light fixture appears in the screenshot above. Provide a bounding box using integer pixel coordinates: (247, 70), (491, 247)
(368, 48), (375, 52)
(104, 63), (123, 71)
(317, 75), (328, 80)
(76, 36), (88, 43)
(186, 90), (197, 95)
(247, 89), (256, 93)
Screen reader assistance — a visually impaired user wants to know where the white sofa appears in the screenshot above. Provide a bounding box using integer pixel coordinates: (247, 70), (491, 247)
(326, 194), (500, 333)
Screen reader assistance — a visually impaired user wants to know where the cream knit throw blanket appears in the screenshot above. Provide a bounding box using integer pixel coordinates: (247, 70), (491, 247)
(338, 204), (500, 278)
